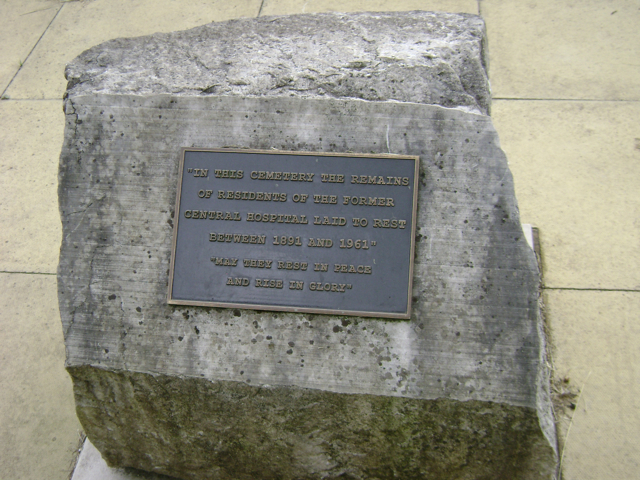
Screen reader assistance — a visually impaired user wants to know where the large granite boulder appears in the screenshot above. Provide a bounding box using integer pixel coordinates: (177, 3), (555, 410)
(58, 12), (557, 480)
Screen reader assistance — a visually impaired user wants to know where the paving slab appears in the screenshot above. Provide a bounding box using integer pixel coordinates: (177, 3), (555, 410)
(0, 100), (64, 274)
(483, 0), (640, 100)
(0, 272), (82, 480)
(545, 290), (640, 480)
(491, 100), (640, 290)
(72, 438), (178, 480)
(0, 0), (60, 95)
(4, 0), (262, 100)
(260, 0), (478, 16)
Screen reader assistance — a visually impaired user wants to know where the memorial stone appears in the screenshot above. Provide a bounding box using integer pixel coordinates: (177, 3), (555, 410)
(58, 11), (558, 480)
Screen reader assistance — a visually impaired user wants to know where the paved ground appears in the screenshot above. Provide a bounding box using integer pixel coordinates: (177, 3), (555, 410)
(1, 1), (638, 479)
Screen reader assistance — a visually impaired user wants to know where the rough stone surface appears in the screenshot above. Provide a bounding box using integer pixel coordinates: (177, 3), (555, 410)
(71, 366), (553, 480)
(58, 12), (556, 480)
(64, 11), (490, 115)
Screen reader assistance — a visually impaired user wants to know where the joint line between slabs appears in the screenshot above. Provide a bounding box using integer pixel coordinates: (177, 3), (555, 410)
(0, 98), (61, 102)
(20, 6), (58, 16)
(492, 97), (640, 103)
(1, 3), (64, 99)
(477, 0), (482, 16)
(257, 0), (265, 17)
(543, 286), (640, 293)
(0, 271), (56, 276)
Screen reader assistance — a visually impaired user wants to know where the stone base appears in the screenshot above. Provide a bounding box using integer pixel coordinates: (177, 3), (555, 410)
(71, 366), (555, 480)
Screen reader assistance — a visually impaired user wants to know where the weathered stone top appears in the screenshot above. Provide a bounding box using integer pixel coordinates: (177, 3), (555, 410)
(64, 11), (490, 114)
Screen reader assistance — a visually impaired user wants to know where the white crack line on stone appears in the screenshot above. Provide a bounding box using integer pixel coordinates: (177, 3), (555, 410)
(120, 298), (129, 370)
(386, 123), (390, 153)
(66, 202), (93, 240)
(498, 167), (509, 186)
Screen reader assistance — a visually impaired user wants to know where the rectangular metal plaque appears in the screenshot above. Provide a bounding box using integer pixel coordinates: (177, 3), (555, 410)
(168, 148), (419, 319)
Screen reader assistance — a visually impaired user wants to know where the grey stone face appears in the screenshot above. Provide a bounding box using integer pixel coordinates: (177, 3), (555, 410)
(58, 12), (557, 480)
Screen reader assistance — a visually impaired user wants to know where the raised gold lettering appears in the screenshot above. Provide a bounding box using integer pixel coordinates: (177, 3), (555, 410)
(349, 175), (409, 186)
(255, 278), (284, 289)
(309, 282), (350, 293)
(372, 218), (407, 229)
(308, 238), (333, 248)
(342, 196), (395, 206)
(251, 171), (315, 182)
(214, 169), (243, 179)
(211, 257), (238, 266)
(210, 233), (266, 243)
(216, 191), (286, 202)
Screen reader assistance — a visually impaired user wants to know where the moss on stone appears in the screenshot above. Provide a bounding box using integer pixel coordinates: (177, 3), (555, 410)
(70, 366), (555, 480)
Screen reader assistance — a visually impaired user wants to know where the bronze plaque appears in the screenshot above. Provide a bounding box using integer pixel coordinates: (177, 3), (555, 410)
(168, 149), (419, 319)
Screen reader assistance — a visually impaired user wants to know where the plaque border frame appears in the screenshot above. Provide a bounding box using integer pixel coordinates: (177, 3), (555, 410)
(167, 148), (420, 320)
